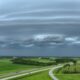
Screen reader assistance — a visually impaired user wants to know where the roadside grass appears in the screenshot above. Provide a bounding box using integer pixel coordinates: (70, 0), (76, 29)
(10, 70), (51, 80)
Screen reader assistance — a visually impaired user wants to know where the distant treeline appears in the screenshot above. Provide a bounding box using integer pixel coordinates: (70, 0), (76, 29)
(11, 58), (55, 66)
(11, 57), (77, 66)
(54, 58), (76, 63)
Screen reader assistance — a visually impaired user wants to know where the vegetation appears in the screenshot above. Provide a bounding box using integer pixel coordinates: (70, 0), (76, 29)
(54, 58), (76, 64)
(11, 58), (55, 66)
(55, 74), (80, 80)
(54, 61), (80, 80)
(0, 57), (80, 80)
(0, 58), (39, 76)
(10, 70), (51, 80)
(62, 64), (80, 73)
(0, 57), (54, 78)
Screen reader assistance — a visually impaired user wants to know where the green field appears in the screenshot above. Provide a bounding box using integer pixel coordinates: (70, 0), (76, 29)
(0, 58), (53, 76)
(0, 57), (54, 79)
(56, 74), (80, 80)
(0, 58), (40, 76)
(11, 70), (51, 80)
(1, 57), (80, 80)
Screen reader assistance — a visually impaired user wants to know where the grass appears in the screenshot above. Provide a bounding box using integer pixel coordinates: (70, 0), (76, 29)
(56, 74), (80, 80)
(0, 58), (53, 77)
(11, 70), (51, 80)
(0, 58), (40, 76)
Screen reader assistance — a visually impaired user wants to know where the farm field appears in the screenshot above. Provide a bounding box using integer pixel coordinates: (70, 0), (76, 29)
(11, 70), (51, 80)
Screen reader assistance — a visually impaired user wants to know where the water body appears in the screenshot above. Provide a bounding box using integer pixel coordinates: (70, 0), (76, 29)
(0, 0), (80, 56)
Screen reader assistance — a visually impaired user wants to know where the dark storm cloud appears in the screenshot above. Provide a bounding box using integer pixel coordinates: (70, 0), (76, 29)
(0, 0), (80, 56)
(0, 0), (80, 25)
(0, 34), (80, 49)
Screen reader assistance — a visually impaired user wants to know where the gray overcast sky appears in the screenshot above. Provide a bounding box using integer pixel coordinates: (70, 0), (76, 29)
(0, 0), (80, 56)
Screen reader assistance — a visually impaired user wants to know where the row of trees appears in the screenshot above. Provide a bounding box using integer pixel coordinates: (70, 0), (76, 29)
(11, 57), (77, 66)
(11, 58), (55, 66)
(54, 58), (77, 64)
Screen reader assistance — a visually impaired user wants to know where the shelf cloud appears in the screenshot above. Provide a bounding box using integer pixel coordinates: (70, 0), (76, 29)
(0, 34), (80, 49)
(0, 0), (80, 25)
(0, 0), (80, 56)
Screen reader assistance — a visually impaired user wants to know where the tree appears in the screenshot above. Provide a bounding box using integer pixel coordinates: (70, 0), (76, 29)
(73, 60), (77, 72)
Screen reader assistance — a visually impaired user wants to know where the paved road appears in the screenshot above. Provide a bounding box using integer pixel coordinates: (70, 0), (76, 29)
(49, 65), (63, 80)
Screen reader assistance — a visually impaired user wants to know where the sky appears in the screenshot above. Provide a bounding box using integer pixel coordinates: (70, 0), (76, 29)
(0, 0), (80, 56)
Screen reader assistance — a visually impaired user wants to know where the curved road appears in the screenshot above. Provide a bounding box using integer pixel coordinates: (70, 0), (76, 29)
(49, 65), (63, 80)
(1, 65), (63, 80)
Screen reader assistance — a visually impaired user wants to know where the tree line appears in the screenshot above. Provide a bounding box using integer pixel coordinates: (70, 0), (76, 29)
(11, 58), (55, 66)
